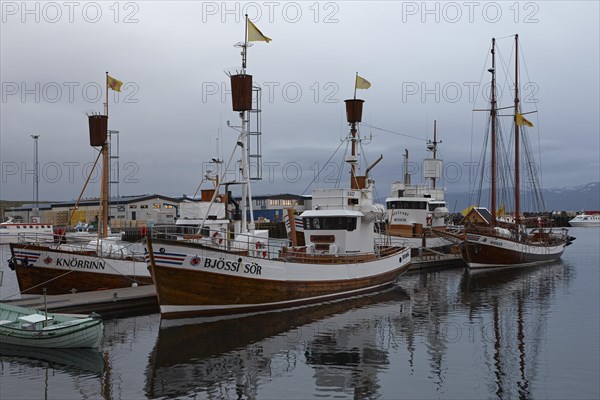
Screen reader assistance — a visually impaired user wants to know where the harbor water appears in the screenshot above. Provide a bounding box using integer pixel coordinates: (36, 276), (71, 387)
(0, 227), (598, 399)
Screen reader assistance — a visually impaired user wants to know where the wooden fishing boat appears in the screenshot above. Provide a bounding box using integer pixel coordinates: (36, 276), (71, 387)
(9, 81), (152, 295)
(0, 302), (103, 348)
(8, 241), (151, 294)
(145, 17), (411, 319)
(461, 35), (574, 269)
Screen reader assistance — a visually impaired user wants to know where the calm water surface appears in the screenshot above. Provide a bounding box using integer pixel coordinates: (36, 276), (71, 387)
(0, 227), (598, 399)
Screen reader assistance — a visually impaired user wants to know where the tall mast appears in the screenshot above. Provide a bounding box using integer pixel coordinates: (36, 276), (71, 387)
(344, 95), (364, 188)
(514, 34), (520, 225)
(236, 15), (254, 233)
(489, 38), (497, 223)
(350, 120), (358, 186)
(100, 72), (110, 238)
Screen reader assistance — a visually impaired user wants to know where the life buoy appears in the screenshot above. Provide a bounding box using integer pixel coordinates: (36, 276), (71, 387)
(54, 228), (66, 243)
(255, 241), (267, 258)
(211, 231), (224, 246)
(426, 214), (433, 227)
(326, 243), (339, 255)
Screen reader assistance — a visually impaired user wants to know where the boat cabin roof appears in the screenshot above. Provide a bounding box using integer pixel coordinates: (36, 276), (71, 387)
(461, 207), (492, 225)
(300, 210), (363, 218)
(385, 197), (433, 202)
(175, 219), (229, 226)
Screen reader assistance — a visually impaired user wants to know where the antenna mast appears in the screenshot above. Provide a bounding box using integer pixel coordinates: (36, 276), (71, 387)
(403, 149), (410, 185)
(31, 135), (40, 221)
(432, 120), (438, 189)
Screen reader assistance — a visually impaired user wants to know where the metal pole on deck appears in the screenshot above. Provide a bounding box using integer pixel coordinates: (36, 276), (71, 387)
(43, 287), (48, 327)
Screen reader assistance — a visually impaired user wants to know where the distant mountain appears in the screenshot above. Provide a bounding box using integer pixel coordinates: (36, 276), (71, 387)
(445, 182), (600, 212)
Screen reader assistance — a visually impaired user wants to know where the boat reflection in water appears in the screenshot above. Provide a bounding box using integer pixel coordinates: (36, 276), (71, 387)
(145, 287), (411, 399)
(0, 344), (105, 399)
(459, 261), (572, 399)
(145, 261), (572, 399)
(0, 345), (104, 375)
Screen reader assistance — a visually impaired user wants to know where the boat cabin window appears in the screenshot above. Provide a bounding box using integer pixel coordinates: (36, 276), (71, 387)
(199, 226), (210, 236)
(387, 201), (427, 210)
(428, 202), (446, 211)
(0, 226), (6, 229)
(304, 217), (357, 231)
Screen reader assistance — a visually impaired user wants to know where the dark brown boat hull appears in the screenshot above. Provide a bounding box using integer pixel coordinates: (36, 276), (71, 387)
(12, 264), (154, 295)
(9, 243), (153, 295)
(462, 235), (566, 268)
(150, 264), (408, 319)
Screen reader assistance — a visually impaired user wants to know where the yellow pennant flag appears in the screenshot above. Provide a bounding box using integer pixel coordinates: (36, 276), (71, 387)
(107, 75), (123, 92)
(516, 113), (534, 127)
(498, 204), (505, 217)
(355, 75), (371, 90)
(247, 20), (271, 43)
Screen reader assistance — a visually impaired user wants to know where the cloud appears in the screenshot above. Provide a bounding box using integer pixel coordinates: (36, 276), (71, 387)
(1, 1), (599, 202)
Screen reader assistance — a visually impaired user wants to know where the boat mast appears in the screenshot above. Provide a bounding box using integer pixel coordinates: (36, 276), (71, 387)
(344, 85), (364, 189)
(350, 120), (358, 186)
(99, 72), (110, 239)
(489, 38), (497, 223)
(350, 75), (359, 188)
(403, 149), (410, 185)
(432, 120), (437, 189)
(238, 16), (254, 233)
(31, 134), (40, 221)
(433, 120), (437, 159)
(514, 34), (520, 225)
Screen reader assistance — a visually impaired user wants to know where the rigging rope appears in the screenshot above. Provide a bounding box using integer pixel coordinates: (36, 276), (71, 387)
(0, 269), (75, 301)
(360, 123), (428, 142)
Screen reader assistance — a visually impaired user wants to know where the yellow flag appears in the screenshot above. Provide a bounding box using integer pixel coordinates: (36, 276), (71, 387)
(107, 75), (123, 92)
(516, 113), (533, 127)
(355, 75), (371, 90)
(247, 20), (271, 43)
(498, 205), (505, 217)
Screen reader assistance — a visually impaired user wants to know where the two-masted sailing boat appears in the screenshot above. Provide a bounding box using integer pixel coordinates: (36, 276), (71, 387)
(9, 75), (153, 294)
(461, 35), (574, 269)
(144, 18), (411, 319)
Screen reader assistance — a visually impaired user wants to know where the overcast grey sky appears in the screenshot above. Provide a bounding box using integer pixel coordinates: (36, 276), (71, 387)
(1, 1), (599, 202)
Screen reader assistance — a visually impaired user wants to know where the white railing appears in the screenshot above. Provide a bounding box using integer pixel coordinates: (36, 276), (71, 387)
(15, 232), (145, 261)
(151, 225), (290, 260)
